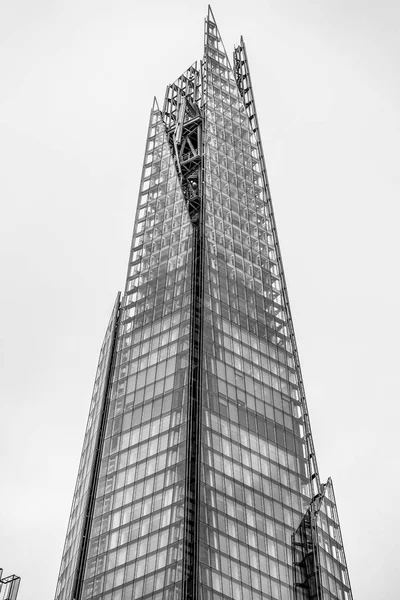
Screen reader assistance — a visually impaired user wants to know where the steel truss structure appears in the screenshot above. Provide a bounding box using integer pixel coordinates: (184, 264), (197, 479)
(54, 7), (353, 600)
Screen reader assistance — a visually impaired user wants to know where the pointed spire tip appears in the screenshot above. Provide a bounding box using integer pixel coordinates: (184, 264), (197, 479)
(207, 4), (216, 22)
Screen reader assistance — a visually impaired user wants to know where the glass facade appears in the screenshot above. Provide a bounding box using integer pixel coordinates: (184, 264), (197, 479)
(55, 8), (352, 600)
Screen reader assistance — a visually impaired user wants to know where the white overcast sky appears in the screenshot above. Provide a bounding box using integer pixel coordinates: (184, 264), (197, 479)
(1, 1), (399, 598)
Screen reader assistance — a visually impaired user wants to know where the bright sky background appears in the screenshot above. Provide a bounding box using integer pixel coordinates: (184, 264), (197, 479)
(1, 1), (399, 598)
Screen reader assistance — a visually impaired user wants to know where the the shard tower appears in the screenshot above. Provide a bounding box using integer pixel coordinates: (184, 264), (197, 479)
(55, 8), (353, 600)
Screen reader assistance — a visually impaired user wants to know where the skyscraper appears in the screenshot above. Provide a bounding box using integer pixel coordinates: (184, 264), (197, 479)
(55, 8), (352, 600)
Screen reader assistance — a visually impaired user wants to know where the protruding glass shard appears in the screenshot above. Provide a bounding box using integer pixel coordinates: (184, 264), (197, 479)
(55, 293), (120, 600)
(293, 479), (353, 600)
